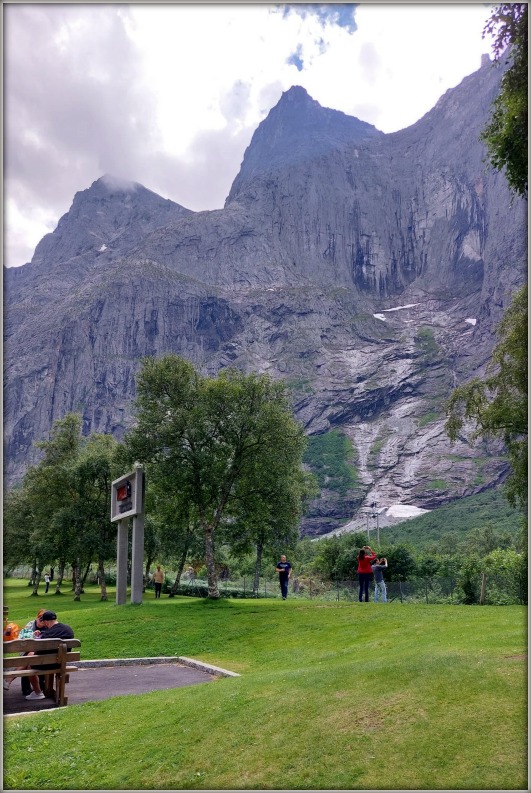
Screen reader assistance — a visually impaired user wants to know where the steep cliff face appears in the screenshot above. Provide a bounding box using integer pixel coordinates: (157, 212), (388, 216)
(4, 60), (527, 535)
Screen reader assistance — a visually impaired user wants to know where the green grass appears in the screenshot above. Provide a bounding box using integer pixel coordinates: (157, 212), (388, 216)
(3, 579), (527, 790)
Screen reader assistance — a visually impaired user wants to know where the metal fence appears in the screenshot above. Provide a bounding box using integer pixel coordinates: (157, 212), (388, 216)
(6, 567), (526, 606)
(174, 572), (527, 605)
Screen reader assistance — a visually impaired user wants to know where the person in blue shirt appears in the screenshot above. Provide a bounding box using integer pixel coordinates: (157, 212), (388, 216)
(275, 555), (292, 600)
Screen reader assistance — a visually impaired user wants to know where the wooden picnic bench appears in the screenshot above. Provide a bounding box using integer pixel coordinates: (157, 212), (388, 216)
(3, 637), (81, 707)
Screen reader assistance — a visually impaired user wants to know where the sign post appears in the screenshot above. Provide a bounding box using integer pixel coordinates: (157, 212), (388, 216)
(111, 465), (145, 606)
(116, 519), (128, 606)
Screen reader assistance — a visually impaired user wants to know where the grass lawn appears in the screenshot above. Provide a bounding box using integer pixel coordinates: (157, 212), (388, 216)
(3, 579), (527, 790)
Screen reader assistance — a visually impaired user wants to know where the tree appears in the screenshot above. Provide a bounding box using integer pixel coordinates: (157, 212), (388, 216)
(311, 536), (343, 580)
(380, 545), (417, 582)
(481, 3), (528, 197)
(445, 285), (527, 508)
(225, 430), (316, 595)
(3, 486), (35, 575)
(70, 432), (120, 600)
(123, 354), (309, 599)
(457, 555), (483, 604)
(22, 414), (83, 594)
(5, 414), (119, 600)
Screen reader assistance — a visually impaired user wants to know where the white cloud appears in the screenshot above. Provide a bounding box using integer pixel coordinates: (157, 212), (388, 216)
(4, 3), (494, 269)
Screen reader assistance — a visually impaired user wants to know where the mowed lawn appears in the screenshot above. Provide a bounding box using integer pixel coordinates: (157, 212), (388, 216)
(3, 579), (527, 790)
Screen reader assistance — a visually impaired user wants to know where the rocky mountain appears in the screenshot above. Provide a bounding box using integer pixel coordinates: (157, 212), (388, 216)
(4, 59), (527, 537)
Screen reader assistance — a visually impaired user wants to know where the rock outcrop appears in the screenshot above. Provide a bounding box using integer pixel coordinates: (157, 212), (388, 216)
(4, 62), (527, 536)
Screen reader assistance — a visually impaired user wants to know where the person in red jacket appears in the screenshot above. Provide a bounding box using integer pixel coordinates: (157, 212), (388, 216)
(357, 545), (377, 602)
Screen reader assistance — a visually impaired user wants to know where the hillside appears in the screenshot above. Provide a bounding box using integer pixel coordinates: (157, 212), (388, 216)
(4, 60), (527, 535)
(376, 489), (523, 551)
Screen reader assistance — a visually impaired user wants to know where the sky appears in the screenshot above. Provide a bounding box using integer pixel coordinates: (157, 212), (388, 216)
(4, 2), (497, 269)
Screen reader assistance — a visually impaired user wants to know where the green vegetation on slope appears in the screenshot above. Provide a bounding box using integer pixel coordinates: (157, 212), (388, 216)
(303, 429), (359, 495)
(379, 488), (523, 552)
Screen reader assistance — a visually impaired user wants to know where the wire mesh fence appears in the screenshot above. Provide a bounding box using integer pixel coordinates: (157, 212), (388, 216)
(172, 572), (526, 605)
(6, 566), (527, 605)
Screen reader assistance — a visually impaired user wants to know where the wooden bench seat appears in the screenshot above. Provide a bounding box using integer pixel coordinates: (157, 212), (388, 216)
(4, 637), (81, 707)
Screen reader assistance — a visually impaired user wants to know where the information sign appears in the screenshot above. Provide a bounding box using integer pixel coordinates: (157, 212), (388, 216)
(111, 466), (144, 522)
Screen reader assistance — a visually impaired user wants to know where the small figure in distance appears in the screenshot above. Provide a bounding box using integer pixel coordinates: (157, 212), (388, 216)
(275, 554), (292, 600)
(357, 545), (377, 603)
(371, 556), (388, 603)
(153, 565), (164, 599)
(44, 572), (50, 594)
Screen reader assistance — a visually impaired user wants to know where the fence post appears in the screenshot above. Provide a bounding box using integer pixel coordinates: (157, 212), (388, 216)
(399, 581), (403, 603)
(479, 572), (486, 605)
(337, 580), (340, 602)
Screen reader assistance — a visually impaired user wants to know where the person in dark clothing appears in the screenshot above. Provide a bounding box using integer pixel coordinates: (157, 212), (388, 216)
(275, 555), (292, 600)
(26, 610), (75, 700)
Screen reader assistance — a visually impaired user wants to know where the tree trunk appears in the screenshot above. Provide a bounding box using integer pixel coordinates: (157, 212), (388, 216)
(143, 554), (155, 593)
(253, 540), (263, 597)
(31, 567), (41, 596)
(73, 559), (82, 601)
(80, 559), (92, 593)
(54, 559), (66, 594)
(29, 559), (38, 587)
(174, 542), (190, 589)
(169, 532), (192, 596)
(97, 557), (108, 601)
(204, 526), (220, 599)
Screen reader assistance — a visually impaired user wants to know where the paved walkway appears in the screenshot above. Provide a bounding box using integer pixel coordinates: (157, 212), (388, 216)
(3, 659), (220, 716)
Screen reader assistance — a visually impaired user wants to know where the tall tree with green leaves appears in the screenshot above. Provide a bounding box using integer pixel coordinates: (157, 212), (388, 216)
(5, 414), (119, 600)
(71, 432), (120, 600)
(225, 434), (316, 595)
(22, 413), (83, 594)
(123, 354), (309, 598)
(446, 4), (527, 510)
(481, 3), (527, 197)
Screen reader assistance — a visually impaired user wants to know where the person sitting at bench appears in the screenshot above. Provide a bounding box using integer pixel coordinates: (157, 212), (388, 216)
(3, 608), (47, 693)
(25, 610), (74, 701)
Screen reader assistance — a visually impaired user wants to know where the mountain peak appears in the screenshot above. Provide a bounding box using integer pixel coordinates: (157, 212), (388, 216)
(227, 87), (382, 203)
(96, 174), (140, 194)
(28, 175), (192, 270)
(280, 84), (313, 102)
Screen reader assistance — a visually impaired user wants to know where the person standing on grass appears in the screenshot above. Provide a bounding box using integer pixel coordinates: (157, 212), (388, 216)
(153, 565), (164, 599)
(275, 555), (292, 600)
(44, 572), (50, 593)
(357, 545), (377, 602)
(371, 557), (388, 603)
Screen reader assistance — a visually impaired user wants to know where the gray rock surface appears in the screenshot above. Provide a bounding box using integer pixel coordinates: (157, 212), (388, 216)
(4, 60), (527, 535)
